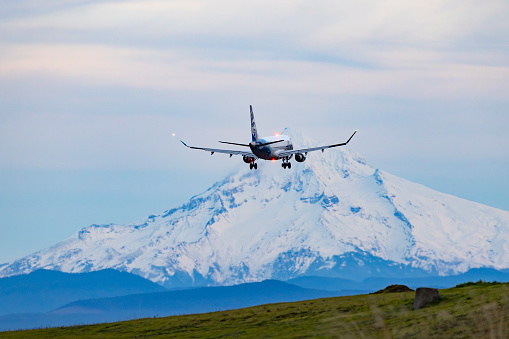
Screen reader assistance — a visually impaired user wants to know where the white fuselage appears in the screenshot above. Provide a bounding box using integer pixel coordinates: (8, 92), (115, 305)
(249, 135), (293, 160)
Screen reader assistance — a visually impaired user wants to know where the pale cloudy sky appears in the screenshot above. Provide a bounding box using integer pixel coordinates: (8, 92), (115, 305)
(0, 0), (508, 263)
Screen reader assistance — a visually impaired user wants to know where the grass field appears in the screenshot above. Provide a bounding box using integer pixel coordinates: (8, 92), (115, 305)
(1, 282), (508, 338)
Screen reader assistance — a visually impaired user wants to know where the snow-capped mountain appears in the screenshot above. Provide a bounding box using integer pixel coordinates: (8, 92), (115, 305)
(1, 129), (508, 288)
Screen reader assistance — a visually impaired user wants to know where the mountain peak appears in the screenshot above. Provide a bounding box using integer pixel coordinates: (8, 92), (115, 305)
(1, 132), (508, 288)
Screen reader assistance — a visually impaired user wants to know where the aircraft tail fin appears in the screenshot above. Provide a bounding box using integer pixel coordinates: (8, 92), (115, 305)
(250, 105), (259, 141)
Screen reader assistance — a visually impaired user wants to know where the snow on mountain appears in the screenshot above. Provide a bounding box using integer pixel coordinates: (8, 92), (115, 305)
(1, 129), (508, 288)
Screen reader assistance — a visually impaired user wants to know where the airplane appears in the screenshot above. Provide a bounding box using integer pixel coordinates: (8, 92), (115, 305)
(180, 105), (357, 170)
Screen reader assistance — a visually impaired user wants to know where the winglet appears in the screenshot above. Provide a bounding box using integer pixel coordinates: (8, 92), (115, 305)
(328, 130), (358, 148)
(345, 130), (357, 144)
(180, 140), (188, 147)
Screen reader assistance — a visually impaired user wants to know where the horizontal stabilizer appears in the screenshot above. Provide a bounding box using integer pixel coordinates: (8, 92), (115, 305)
(219, 141), (251, 147)
(256, 139), (285, 147)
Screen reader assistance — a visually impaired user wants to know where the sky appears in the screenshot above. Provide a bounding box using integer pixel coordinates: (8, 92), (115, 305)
(0, 0), (508, 264)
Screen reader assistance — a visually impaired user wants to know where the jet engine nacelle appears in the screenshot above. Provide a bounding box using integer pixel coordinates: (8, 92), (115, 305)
(243, 155), (255, 163)
(295, 153), (306, 162)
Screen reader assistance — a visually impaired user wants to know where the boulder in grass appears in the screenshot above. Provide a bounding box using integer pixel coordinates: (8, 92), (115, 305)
(414, 287), (440, 310)
(372, 285), (414, 294)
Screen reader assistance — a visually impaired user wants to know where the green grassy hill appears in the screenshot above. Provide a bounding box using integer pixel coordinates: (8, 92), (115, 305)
(1, 282), (508, 338)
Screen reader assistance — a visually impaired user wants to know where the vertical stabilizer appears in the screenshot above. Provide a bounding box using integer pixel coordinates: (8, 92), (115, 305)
(250, 105), (259, 141)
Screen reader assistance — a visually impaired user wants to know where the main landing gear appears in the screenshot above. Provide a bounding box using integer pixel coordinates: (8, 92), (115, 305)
(281, 158), (291, 169)
(249, 162), (258, 170)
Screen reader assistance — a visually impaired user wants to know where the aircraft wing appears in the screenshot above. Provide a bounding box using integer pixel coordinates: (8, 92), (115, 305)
(180, 140), (257, 158)
(278, 130), (357, 158)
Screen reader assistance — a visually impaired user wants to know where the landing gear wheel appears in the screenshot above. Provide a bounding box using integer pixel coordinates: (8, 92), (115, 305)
(287, 162), (291, 169)
(254, 163), (258, 170)
(249, 163), (253, 170)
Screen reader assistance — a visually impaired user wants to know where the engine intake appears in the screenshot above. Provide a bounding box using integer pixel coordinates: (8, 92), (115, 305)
(295, 153), (306, 162)
(243, 155), (255, 163)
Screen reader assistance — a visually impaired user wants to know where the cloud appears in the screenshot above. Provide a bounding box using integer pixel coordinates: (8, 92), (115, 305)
(4, 0), (508, 53)
(1, 0), (508, 103)
(0, 0), (507, 172)
(1, 42), (507, 102)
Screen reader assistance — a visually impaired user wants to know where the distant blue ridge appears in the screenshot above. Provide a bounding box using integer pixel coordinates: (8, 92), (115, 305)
(0, 269), (165, 316)
(0, 275), (340, 332)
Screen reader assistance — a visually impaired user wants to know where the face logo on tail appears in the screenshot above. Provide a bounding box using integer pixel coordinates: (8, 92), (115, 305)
(251, 124), (257, 141)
